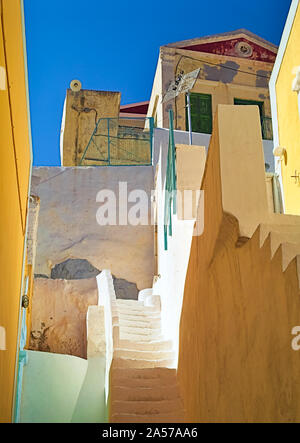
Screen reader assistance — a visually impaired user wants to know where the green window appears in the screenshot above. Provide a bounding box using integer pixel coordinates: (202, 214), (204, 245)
(186, 93), (212, 134)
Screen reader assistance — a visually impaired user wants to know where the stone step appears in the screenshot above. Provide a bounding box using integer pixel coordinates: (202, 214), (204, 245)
(119, 325), (161, 336)
(119, 318), (161, 329)
(116, 303), (160, 314)
(110, 412), (185, 423)
(110, 375), (177, 389)
(111, 385), (180, 402)
(120, 332), (163, 342)
(111, 366), (177, 380)
(111, 398), (184, 415)
(117, 299), (144, 307)
(118, 312), (161, 322)
(118, 339), (173, 352)
(114, 348), (175, 361)
(113, 357), (175, 369)
(118, 311), (161, 321)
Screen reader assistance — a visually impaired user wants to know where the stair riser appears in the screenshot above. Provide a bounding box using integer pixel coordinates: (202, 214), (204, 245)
(110, 377), (177, 388)
(114, 349), (174, 361)
(113, 358), (175, 369)
(119, 319), (161, 329)
(117, 306), (160, 314)
(118, 339), (173, 352)
(111, 384), (180, 401)
(111, 399), (184, 415)
(120, 334), (163, 342)
(116, 300), (144, 306)
(120, 326), (162, 335)
(110, 414), (185, 423)
(111, 367), (177, 380)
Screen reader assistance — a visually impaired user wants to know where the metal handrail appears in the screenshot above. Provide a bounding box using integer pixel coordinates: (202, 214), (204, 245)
(79, 116), (154, 166)
(164, 110), (177, 250)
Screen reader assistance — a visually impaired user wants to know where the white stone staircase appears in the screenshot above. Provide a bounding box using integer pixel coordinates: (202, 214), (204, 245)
(110, 297), (185, 423)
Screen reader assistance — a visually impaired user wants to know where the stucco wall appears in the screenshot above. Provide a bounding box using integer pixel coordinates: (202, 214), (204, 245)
(0, 0), (32, 422)
(177, 105), (300, 422)
(29, 278), (98, 358)
(28, 165), (154, 356)
(20, 350), (106, 423)
(172, 49), (273, 132)
(275, 2), (300, 214)
(60, 89), (121, 166)
(149, 42), (274, 142)
(31, 166), (154, 289)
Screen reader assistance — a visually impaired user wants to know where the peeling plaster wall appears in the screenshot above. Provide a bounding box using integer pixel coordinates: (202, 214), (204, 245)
(31, 166), (154, 290)
(171, 49), (273, 133)
(60, 89), (121, 166)
(148, 46), (274, 138)
(28, 165), (154, 356)
(29, 278), (97, 358)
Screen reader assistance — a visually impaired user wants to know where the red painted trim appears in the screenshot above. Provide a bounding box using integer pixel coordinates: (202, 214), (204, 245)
(120, 101), (149, 114)
(181, 38), (276, 63)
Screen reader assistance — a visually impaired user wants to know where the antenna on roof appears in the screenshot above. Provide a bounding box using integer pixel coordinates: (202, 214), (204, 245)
(162, 68), (200, 145)
(70, 79), (82, 92)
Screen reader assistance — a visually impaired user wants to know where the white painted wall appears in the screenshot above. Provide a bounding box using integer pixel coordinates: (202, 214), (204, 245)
(152, 128), (206, 365)
(20, 350), (107, 423)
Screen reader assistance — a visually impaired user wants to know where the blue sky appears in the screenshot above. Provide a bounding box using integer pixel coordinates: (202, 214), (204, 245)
(24, 0), (292, 166)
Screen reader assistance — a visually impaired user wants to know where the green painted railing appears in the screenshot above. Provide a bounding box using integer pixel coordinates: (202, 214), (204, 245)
(79, 117), (154, 166)
(164, 110), (177, 250)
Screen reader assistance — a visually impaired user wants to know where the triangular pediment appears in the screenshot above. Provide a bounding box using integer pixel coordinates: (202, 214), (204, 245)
(165, 29), (277, 63)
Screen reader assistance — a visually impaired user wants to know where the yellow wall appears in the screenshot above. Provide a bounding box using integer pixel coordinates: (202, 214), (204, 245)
(0, 0), (32, 422)
(276, 3), (300, 215)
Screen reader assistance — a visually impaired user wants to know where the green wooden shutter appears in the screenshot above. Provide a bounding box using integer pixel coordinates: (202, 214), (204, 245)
(186, 93), (212, 134)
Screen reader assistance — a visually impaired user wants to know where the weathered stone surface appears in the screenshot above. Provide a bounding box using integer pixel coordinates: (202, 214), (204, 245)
(26, 195), (40, 268)
(29, 278), (98, 358)
(112, 276), (138, 300)
(30, 166), (154, 290)
(48, 258), (139, 299)
(51, 258), (100, 280)
(61, 89), (121, 166)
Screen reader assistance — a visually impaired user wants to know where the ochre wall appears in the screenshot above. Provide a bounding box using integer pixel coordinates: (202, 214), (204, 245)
(157, 45), (274, 136)
(29, 278), (98, 359)
(0, 0), (31, 422)
(177, 107), (300, 422)
(61, 89), (121, 166)
(276, 3), (300, 215)
(174, 50), (273, 133)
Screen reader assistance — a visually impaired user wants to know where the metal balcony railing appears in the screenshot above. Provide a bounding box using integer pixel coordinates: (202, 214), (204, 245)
(79, 117), (154, 166)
